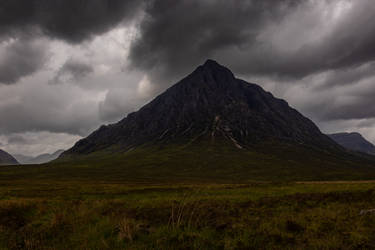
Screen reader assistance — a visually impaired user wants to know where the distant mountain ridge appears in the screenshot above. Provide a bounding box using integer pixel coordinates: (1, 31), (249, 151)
(15, 150), (64, 165)
(329, 132), (375, 155)
(0, 149), (19, 165)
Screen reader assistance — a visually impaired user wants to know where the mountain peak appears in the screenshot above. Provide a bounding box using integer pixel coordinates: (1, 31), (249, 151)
(186, 59), (236, 89)
(201, 59), (233, 74)
(203, 59), (221, 67)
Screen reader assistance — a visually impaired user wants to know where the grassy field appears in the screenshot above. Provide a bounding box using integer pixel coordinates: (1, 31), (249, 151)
(2, 141), (375, 249)
(1, 180), (375, 249)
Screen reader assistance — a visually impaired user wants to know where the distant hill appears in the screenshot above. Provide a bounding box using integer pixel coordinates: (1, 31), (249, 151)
(0, 149), (19, 165)
(328, 133), (375, 155)
(57, 60), (375, 181)
(15, 150), (64, 165)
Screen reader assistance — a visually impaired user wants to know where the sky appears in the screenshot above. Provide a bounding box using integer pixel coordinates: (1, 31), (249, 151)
(1, 0), (375, 156)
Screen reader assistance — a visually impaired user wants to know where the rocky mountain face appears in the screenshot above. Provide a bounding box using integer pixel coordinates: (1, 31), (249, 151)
(0, 149), (19, 165)
(329, 133), (375, 155)
(64, 60), (339, 156)
(14, 150), (65, 165)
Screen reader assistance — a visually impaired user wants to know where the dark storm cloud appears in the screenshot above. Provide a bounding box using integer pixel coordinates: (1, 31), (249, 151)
(0, 38), (48, 84)
(320, 99), (375, 121)
(248, 0), (375, 79)
(296, 75), (375, 123)
(0, 0), (143, 43)
(128, 0), (375, 81)
(0, 0), (144, 85)
(52, 58), (94, 84)
(2, 0), (375, 152)
(129, 0), (302, 82)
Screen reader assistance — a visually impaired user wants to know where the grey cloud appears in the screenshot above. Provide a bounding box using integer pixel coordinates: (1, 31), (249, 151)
(7, 134), (29, 144)
(0, 82), (101, 136)
(294, 80), (375, 123)
(98, 89), (146, 123)
(357, 119), (375, 129)
(249, 0), (375, 78)
(97, 72), (147, 123)
(129, 0), (301, 83)
(0, 38), (48, 84)
(324, 100), (375, 121)
(52, 58), (93, 84)
(128, 0), (375, 82)
(314, 62), (375, 90)
(0, 67), (144, 138)
(0, 0), (143, 85)
(0, 100), (99, 136)
(0, 0), (143, 43)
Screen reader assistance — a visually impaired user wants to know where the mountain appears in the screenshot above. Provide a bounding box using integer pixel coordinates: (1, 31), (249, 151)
(59, 60), (375, 181)
(329, 132), (375, 155)
(0, 149), (19, 165)
(15, 150), (64, 165)
(65, 60), (338, 155)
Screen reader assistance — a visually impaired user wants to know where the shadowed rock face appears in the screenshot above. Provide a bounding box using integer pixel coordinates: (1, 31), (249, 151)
(329, 132), (375, 155)
(0, 149), (19, 165)
(65, 60), (338, 155)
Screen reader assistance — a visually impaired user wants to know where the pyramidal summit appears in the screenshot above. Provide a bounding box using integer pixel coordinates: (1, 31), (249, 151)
(65, 60), (337, 154)
(59, 60), (375, 181)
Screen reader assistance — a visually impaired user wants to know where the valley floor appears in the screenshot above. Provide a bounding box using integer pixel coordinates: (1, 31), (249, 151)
(1, 180), (375, 249)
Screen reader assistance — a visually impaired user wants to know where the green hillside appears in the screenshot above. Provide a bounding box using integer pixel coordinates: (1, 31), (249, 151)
(1, 140), (374, 183)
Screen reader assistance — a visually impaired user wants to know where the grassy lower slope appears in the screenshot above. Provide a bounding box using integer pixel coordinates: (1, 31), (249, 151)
(2, 140), (375, 182)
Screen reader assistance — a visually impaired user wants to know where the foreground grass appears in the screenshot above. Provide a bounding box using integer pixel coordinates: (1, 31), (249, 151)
(1, 181), (375, 249)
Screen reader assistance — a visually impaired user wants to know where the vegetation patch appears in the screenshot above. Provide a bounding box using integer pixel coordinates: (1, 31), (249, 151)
(1, 181), (375, 248)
